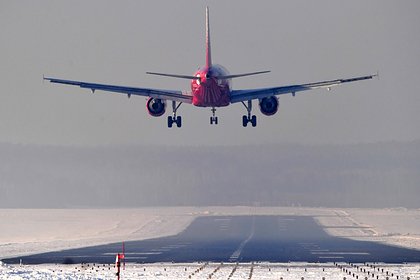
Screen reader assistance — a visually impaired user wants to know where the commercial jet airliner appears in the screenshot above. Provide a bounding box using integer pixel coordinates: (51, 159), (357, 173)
(44, 7), (376, 128)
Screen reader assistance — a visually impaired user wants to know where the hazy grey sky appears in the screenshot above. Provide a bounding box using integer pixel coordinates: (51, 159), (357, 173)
(0, 0), (419, 146)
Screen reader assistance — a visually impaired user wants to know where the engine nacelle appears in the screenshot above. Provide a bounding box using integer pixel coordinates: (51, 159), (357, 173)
(146, 98), (166, 117)
(259, 96), (278, 116)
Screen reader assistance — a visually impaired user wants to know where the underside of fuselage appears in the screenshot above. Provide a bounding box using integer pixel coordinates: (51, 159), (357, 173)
(191, 65), (231, 107)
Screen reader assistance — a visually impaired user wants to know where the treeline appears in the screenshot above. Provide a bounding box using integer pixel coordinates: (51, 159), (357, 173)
(0, 141), (419, 208)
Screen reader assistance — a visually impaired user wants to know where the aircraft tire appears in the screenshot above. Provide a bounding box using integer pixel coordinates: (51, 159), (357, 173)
(176, 116), (182, 128)
(242, 115), (248, 127)
(251, 115), (257, 127)
(167, 116), (173, 128)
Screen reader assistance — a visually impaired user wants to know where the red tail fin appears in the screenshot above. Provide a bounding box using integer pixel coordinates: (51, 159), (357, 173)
(206, 6), (212, 68)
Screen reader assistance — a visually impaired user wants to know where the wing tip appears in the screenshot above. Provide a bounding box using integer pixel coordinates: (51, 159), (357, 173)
(43, 74), (51, 83)
(43, 75), (53, 81)
(374, 70), (379, 80)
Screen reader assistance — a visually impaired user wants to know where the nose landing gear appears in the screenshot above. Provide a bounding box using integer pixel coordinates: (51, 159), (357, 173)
(210, 107), (218, 125)
(241, 100), (257, 127)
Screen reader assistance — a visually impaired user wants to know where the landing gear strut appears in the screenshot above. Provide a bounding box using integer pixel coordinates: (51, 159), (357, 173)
(241, 100), (257, 127)
(167, 101), (182, 128)
(210, 107), (218, 125)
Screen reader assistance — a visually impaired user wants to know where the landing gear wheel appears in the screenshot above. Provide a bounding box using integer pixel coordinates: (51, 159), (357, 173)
(242, 115), (248, 127)
(167, 116), (173, 128)
(251, 115), (257, 127)
(168, 116), (182, 128)
(167, 101), (183, 128)
(210, 107), (218, 125)
(241, 100), (257, 127)
(176, 116), (182, 128)
(242, 115), (257, 127)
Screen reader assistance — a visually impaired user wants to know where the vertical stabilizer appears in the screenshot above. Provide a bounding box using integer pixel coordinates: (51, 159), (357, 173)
(206, 6), (212, 68)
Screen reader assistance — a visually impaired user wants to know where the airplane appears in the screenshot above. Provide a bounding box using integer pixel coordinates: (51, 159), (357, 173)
(44, 7), (376, 128)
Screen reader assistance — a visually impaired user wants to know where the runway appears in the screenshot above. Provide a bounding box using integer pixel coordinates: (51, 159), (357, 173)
(3, 216), (420, 264)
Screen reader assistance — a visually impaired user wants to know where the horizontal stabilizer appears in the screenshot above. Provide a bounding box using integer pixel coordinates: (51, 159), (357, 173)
(217, 70), (270, 80)
(146, 72), (199, 80)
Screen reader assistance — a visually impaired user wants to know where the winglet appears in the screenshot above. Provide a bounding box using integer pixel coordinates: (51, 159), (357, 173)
(205, 6), (212, 68)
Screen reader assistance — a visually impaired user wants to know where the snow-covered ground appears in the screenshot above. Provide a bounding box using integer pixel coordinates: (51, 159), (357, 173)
(1, 261), (419, 280)
(317, 208), (420, 250)
(0, 208), (196, 259)
(1, 207), (420, 260)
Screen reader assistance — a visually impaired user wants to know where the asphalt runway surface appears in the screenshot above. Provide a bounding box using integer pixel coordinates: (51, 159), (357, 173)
(4, 216), (420, 264)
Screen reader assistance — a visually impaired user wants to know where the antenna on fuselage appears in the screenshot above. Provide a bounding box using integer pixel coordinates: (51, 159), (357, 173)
(206, 6), (212, 68)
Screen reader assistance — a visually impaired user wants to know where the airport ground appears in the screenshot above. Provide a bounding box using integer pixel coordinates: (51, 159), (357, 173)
(1, 207), (420, 260)
(1, 262), (419, 279)
(4, 215), (420, 264)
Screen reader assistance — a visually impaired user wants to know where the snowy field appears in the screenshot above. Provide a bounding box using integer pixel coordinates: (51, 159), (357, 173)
(1, 207), (420, 279)
(1, 261), (419, 280)
(1, 207), (420, 260)
(0, 208), (196, 259)
(317, 208), (420, 251)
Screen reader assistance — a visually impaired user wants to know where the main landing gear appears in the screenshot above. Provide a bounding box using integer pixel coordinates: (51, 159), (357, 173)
(167, 101), (182, 128)
(210, 107), (218, 125)
(242, 100), (257, 127)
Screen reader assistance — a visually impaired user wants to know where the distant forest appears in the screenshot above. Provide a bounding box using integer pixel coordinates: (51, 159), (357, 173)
(0, 141), (419, 208)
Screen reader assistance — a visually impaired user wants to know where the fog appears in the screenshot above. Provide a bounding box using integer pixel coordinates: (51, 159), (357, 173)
(1, 141), (418, 208)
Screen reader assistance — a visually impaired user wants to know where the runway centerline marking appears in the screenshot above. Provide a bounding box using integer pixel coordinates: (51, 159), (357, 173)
(4, 215), (420, 264)
(229, 216), (255, 262)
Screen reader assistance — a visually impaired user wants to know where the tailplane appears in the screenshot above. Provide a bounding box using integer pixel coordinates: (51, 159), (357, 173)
(146, 7), (270, 81)
(146, 72), (199, 80)
(217, 70), (271, 80)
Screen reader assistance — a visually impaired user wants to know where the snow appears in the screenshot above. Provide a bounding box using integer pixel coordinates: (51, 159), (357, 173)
(1, 207), (420, 260)
(1, 207), (420, 279)
(0, 208), (196, 259)
(1, 261), (419, 280)
(317, 208), (420, 250)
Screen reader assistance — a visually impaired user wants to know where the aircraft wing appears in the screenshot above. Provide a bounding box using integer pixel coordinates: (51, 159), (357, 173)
(230, 74), (376, 103)
(43, 77), (193, 104)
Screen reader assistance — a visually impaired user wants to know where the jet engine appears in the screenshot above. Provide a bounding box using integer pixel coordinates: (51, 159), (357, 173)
(146, 97), (166, 117)
(259, 96), (278, 116)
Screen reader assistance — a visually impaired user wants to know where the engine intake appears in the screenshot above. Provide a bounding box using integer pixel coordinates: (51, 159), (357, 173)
(146, 98), (166, 117)
(259, 96), (278, 116)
